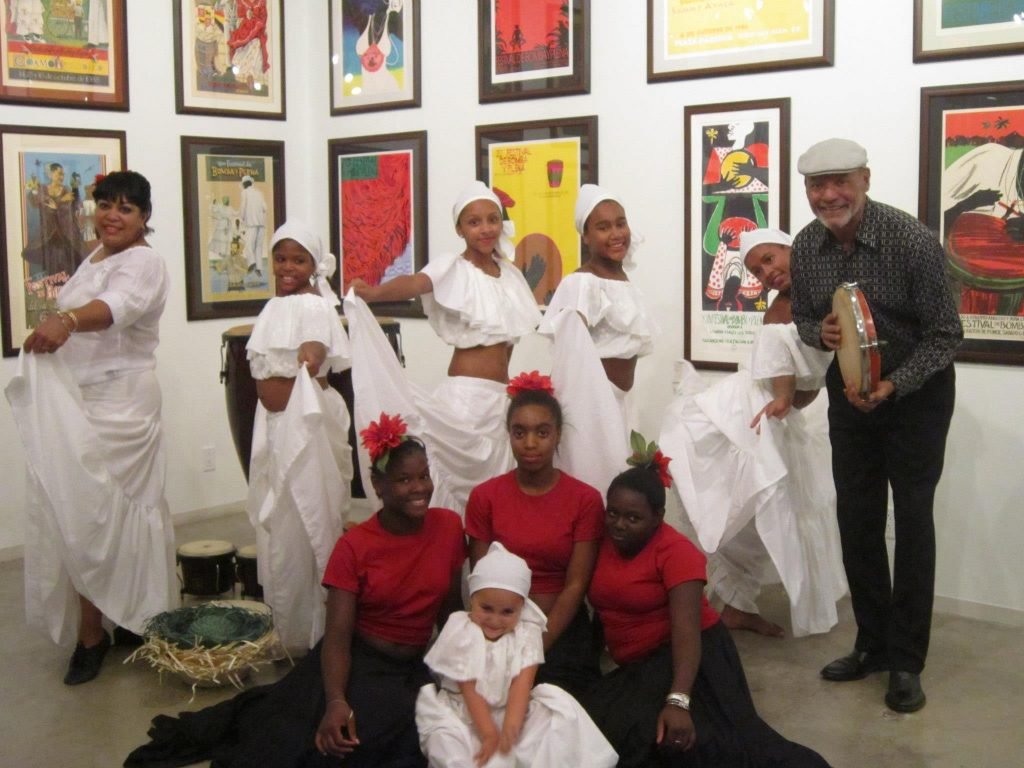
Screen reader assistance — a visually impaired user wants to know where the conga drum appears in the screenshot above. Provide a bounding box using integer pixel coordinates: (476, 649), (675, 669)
(177, 540), (237, 597)
(235, 544), (263, 600)
(220, 315), (403, 494)
(832, 282), (882, 399)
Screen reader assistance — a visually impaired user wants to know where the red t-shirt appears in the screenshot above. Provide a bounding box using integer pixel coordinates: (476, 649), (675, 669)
(589, 523), (720, 665)
(465, 470), (604, 594)
(322, 508), (466, 646)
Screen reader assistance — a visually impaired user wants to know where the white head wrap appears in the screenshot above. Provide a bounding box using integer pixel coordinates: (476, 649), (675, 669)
(573, 184), (643, 271)
(468, 542), (547, 629)
(270, 220), (340, 306)
(451, 181), (516, 260)
(738, 227), (792, 263)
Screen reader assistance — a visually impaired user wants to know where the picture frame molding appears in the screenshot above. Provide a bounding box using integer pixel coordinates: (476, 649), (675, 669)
(0, 0), (129, 111)
(913, 0), (1024, 63)
(172, 0), (286, 120)
(328, 0), (421, 116)
(328, 130), (428, 319)
(1, 124), (127, 356)
(683, 97), (791, 370)
(647, 0), (834, 82)
(478, 0), (590, 103)
(919, 79), (1024, 366)
(180, 135), (286, 321)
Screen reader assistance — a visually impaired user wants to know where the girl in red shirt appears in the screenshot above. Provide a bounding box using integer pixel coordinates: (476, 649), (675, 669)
(466, 375), (604, 698)
(585, 449), (832, 767)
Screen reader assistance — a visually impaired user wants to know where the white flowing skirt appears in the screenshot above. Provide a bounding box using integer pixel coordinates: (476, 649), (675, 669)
(416, 682), (618, 768)
(246, 367), (352, 652)
(344, 292), (511, 516)
(660, 362), (846, 636)
(5, 353), (176, 646)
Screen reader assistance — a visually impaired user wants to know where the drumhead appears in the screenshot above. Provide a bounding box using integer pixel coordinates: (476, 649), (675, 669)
(832, 282), (877, 396)
(222, 324), (254, 339)
(237, 544), (258, 560)
(178, 539), (236, 558)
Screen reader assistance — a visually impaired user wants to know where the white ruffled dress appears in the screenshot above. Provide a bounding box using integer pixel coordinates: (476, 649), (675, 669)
(539, 272), (659, 496)
(344, 252), (541, 516)
(245, 293), (353, 652)
(416, 611), (618, 768)
(659, 322), (847, 636)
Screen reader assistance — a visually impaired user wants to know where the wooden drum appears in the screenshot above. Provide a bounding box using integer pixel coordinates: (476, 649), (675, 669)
(178, 539), (237, 597)
(832, 282), (882, 399)
(220, 315), (402, 494)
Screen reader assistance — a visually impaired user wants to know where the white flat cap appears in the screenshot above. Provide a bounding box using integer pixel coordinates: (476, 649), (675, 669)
(797, 138), (868, 176)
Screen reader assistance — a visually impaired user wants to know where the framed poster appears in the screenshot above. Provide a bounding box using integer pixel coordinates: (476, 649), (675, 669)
(0, 0), (128, 110)
(647, 0), (833, 82)
(173, 0), (285, 119)
(914, 0), (1024, 62)
(181, 136), (285, 321)
(329, 131), (427, 318)
(476, 116), (598, 305)
(684, 98), (790, 370)
(0, 126), (126, 357)
(919, 80), (1024, 366)
(478, 0), (589, 103)
(329, 0), (420, 115)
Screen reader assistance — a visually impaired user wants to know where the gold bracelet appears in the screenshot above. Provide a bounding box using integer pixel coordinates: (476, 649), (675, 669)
(66, 309), (80, 332)
(56, 311), (75, 334)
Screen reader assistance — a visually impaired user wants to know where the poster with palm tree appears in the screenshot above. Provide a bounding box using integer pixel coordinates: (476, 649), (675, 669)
(478, 0), (589, 103)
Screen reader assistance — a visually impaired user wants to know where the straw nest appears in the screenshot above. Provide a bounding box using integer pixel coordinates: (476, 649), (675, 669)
(126, 601), (287, 698)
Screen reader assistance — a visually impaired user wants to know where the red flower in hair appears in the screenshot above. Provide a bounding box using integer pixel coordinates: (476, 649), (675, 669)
(93, 174), (106, 185)
(506, 370), (555, 399)
(626, 431), (673, 488)
(360, 412), (409, 471)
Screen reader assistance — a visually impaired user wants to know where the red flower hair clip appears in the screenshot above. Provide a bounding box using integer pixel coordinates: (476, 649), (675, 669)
(506, 370), (555, 399)
(360, 412), (409, 472)
(93, 174), (106, 185)
(626, 430), (673, 488)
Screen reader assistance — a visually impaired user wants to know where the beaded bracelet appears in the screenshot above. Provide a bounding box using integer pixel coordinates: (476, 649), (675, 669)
(664, 692), (691, 711)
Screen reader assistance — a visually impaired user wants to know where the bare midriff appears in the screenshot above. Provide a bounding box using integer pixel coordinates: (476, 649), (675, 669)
(357, 630), (425, 661)
(601, 356), (638, 392)
(448, 343), (513, 384)
(256, 376), (330, 413)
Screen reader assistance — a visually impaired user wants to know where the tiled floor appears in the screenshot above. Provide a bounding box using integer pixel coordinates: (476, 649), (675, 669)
(1, 510), (1021, 767)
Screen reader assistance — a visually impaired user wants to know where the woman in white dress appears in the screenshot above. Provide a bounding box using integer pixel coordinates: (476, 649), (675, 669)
(416, 542), (617, 768)
(659, 228), (847, 638)
(6, 171), (175, 685)
(538, 183), (659, 494)
(245, 220), (353, 653)
(345, 181), (541, 515)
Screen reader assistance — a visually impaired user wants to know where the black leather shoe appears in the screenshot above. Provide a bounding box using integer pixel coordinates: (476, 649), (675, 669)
(886, 671), (926, 712)
(63, 633), (111, 685)
(820, 649), (888, 681)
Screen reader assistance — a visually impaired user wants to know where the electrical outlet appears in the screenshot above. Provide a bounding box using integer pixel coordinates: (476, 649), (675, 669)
(201, 446), (216, 472)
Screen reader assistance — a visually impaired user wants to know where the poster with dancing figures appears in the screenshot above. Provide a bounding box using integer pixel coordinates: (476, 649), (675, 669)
(0, 0), (128, 109)
(329, 0), (419, 115)
(329, 131), (427, 318)
(181, 136), (285, 321)
(0, 126), (125, 356)
(920, 80), (1024, 365)
(173, 0), (284, 119)
(684, 98), (790, 370)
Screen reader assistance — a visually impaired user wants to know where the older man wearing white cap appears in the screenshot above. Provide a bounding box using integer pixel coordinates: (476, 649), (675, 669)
(789, 138), (963, 713)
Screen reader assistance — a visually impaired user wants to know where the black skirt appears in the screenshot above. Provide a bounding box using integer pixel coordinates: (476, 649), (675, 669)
(124, 637), (429, 768)
(534, 604), (602, 699)
(582, 621), (832, 768)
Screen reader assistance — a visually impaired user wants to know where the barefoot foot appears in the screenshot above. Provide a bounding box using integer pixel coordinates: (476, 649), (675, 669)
(721, 604), (785, 638)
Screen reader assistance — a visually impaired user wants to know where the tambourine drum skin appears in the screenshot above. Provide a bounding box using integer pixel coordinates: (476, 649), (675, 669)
(178, 540), (237, 596)
(221, 316), (402, 495)
(832, 282), (881, 399)
(235, 544), (263, 600)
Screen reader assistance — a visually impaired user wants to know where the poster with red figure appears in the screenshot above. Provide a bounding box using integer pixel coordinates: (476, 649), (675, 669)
(921, 81), (1024, 365)
(329, 131), (427, 318)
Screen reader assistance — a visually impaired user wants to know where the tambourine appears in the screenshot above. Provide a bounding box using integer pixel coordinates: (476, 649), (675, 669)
(832, 282), (882, 399)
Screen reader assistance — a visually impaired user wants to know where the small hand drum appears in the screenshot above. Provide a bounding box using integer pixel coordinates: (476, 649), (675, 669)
(832, 282), (881, 399)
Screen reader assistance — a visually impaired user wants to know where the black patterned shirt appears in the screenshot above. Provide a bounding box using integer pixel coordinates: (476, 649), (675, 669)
(791, 199), (963, 398)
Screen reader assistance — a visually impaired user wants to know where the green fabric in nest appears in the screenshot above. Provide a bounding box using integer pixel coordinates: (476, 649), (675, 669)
(144, 603), (272, 649)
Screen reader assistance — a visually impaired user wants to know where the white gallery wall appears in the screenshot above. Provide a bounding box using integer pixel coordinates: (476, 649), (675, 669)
(0, 2), (1021, 621)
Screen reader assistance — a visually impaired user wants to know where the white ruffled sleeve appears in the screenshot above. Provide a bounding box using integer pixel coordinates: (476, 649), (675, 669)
(246, 293), (352, 380)
(750, 323), (833, 390)
(420, 253), (541, 347)
(539, 272), (612, 332)
(424, 612), (488, 685)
